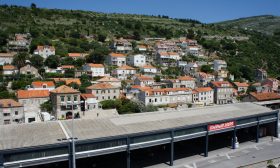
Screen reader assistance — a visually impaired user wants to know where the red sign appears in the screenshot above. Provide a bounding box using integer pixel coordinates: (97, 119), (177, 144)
(208, 121), (235, 131)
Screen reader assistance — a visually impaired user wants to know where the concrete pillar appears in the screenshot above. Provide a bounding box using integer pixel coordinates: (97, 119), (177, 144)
(205, 132), (209, 157)
(0, 154), (4, 168)
(232, 128), (237, 149)
(275, 114), (279, 138)
(127, 137), (131, 168)
(170, 131), (174, 166)
(68, 139), (76, 168)
(256, 122), (260, 143)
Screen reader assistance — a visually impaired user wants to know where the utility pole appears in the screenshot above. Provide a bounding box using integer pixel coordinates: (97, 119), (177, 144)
(69, 102), (76, 168)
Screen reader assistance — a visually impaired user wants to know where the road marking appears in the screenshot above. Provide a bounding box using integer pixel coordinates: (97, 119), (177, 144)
(193, 162), (197, 168)
(184, 165), (193, 168)
(254, 145), (260, 150)
(226, 153), (231, 159)
(208, 160), (216, 163)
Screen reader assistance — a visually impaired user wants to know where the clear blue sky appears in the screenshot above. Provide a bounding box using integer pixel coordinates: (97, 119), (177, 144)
(1, 0), (280, 23)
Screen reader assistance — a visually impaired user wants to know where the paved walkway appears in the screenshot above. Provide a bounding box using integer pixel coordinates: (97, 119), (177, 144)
(146, 137), (280, 168)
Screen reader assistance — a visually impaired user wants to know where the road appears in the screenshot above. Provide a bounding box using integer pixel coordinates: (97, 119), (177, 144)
(147, 137), (280, 168)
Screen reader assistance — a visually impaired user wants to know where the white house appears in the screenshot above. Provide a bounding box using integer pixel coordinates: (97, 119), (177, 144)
(183, 62), (199, 76)
(196, 72), (215, 87)
(0, 53), (16, 65)
(96, 76), (122, 88)
(138, 88), (193, 106)
(107, 53), (126, 67)
(68, 53), (88, 60)
(28, 81), (55, 91)
(113, 65), (136, 80)
(112, 38), (132, 53)
(2, 65), (18, 75)
(127, 54), (146, 67)
(186, 46), (199, 56)
(140, 65), (158, 74)
(81, 93), (99, 111)
(83, 63), (105, 77)
(213, 60), (227, 72)
(192, 87), (214, 106)
(178, 76), (196, 89)
(33, 45), (55, 59)
(134, 75), (155, 87)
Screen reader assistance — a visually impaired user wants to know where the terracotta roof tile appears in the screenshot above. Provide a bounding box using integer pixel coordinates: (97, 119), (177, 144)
(137, 75), (154, 81)
(81, 93), (96, 99)
(65, 79), (81, 85)
(110, 53), (126, 57)
(97, 76), (120, 82)
(117, 65), (136, 70)
(61, 65), (75, 69)
(86, 63), (104, 68)
(249, 92), (280, 101)
(194, 87), (213, 93)
(3, 65), (17, 70)
(17, 90), (50, 99)
(31, 81), (55, 87)
(211, 81), (233, 88)
(234, 82), (249, 87)
(50, 85), (80, 94)
(0, 99), (22, 108)
(87, 83), (117, 90)
(178, 76), (194, 81)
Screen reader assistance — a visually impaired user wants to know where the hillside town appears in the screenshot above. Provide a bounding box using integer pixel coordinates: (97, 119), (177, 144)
(0, 33), (279, 125)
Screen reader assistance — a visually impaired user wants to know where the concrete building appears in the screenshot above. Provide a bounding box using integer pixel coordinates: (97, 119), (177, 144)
(113, 65), (136, 80)
(33, 45), (55, 59)
(8, 33), (31, 52)
(50, 85), (81, 120)
(96, 76), (121, 88)
(210, 81), (234, 105)
(261, 78), (279, 92)
(157, 52), (181, 67)
(140, 65), (158, 74)
(233, 82), (249, 93)
(177, 76), (196, 89)
(138, 87), (193, 106)
(82, 63), (105, 77)
(107, 53), (126, 67)
(134, 75), (155, 87)
(0, 52), (16, 65)
(0, 103), (278, 168)
(86, 83), (120, 102)
(20, 64), (41, 78)
(196, 72), (215, 87)
(184, 62), (199, 76)
(17, 90), (50, 113)
(126, 54), (146, 67)
(192, 87), (214, 106)
(111, 38), (132, 53)
(67, 53), (88, 60)
(0, 99), (24, 125)
(243, 92), (280, 102)
(80, 93), (99, 111)
(255, 69), (267, 82)
(213, 60), (227, 72)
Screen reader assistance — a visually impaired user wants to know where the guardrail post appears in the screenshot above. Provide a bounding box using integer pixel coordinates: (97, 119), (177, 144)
(127, 137), (131, 168)
(232, 127), (237, 149)
(170, 130), (174, 166)
(68, 139), (76, 168)
(0, 154), (4, 168)
(205, 131), (209, 157)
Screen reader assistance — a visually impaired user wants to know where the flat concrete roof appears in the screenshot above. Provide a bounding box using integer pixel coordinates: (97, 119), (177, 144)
(0, 103), (275, 151)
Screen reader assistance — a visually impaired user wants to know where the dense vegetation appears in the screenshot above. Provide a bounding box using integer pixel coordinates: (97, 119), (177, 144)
(0, 4), (279, 79)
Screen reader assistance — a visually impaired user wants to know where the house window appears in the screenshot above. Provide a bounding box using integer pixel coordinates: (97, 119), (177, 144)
(113, 96), (116, 99)
(108, 90), (110, 93)
(74, 95), (78, 101)
(114, 90), (116, 93)
(4, 120), (10, 125)
(3, 113), (10, 116)
(67, 96), (71, 101)
(43, 84), (47, 88)
(60, 96), (65, 102)
(108, 96), (110, 99)
(102, 96), (105, 100)
(96, 90), (99, 94)
(15, 111), (18, 115)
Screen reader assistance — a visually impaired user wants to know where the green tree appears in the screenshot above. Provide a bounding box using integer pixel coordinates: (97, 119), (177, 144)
(40, 100), (52, 113)
(64, 69), (75, 78)
(154, 75), (161, 82)
(44, 55), (60, 68)
(30, 55), (44, 69)
(61, 57), (75, 65)
(30, 3), (37, 9)
(12, 52), (30, 69)
(86, 46), (109, 63)
(200, 65), (213, 73)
